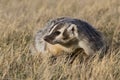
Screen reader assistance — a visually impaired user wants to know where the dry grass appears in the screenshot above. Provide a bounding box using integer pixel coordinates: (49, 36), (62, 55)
(0, 0), (120, 80)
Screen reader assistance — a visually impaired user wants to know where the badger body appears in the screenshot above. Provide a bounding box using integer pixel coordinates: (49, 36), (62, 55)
(33, 17), (106, 57)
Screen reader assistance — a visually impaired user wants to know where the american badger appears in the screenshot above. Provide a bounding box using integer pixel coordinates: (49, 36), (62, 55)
(33, 17), (106, 57)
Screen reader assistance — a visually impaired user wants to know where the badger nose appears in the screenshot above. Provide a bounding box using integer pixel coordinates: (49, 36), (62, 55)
(43, 36), (49, 42)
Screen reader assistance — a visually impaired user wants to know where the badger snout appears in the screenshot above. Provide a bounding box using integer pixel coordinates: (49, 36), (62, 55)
(44, 35), (50, 42)
(43, 35), (55, 44)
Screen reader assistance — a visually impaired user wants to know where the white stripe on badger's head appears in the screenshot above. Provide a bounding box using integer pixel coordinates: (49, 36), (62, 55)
(44, 22), (79, 47)
(49, 23), (60, 34)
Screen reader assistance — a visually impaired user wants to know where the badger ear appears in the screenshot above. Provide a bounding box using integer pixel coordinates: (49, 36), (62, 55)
(68, 24), (77, 33)
(67, 24), (78, 37)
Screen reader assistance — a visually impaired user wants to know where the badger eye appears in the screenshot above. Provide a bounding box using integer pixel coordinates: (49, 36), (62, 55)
(54, 31), (61, 35)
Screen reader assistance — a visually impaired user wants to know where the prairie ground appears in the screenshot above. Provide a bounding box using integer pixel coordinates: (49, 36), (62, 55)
(0, 0), (120, 80)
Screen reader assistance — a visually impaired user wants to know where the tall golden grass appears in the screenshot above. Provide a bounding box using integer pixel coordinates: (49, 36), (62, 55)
(0, 0), (119, 80)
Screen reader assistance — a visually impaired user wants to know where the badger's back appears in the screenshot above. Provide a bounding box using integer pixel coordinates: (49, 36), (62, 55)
(74, 19), (105, 51)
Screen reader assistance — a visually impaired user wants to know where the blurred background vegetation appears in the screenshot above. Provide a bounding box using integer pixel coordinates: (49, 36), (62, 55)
(0, 0), (119, 80)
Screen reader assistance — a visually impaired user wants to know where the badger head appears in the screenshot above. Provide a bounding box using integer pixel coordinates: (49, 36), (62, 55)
(43, 22), (79, 47)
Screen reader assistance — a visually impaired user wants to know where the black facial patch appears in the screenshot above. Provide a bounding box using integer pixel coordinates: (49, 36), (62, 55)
(44, 29), (60, 43)
(53, 31), (61, 36)
(60, 38), (78, 48)
(63, 29), (69, 40)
